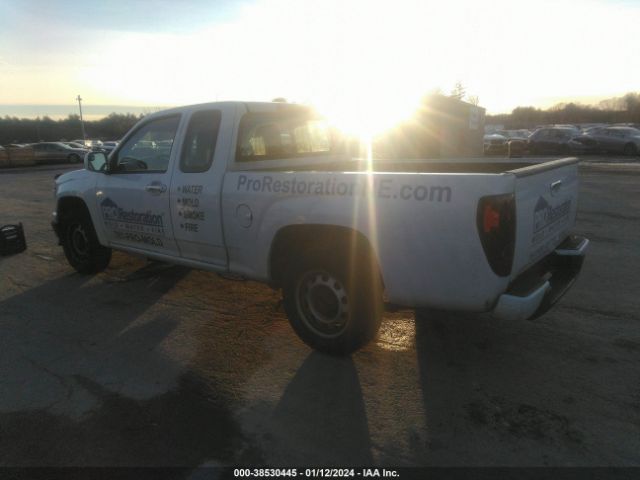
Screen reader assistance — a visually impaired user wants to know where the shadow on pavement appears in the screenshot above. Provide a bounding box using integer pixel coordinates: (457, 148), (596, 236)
(413, 309), (587, 466)
(0, 263), (261, 467)
(263, 352), (373, 465)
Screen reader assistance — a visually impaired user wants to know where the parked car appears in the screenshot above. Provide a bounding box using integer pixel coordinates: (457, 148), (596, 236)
(483, 133), (508, 154)
(582, 126), (607, 136)
(568, 135), (600, 154)
(589, 127), (640, 156)
(528, 127), (580, 155)
(72, 139), (103, 148)
(32, 142), (89, 164)
(95, 140), (119, 156)
(0, 146), (8, 167)
(52, 101), (588, 354)
(63, 142), (87, 149)
(496, 130), (531, 156)
(1, 144), (36, 167)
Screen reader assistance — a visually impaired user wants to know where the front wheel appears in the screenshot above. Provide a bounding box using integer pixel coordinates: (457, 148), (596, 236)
(282, 251), (383, 355)
(61, 213), (112, 273)
(68, 154), (81, 164)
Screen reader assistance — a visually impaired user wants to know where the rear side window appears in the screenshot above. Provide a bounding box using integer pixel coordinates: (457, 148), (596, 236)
(180, 110), (222, 173)
(236, 112), (331, 162)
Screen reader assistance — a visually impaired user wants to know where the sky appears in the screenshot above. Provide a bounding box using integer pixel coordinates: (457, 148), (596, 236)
(1, 0), (639, 125)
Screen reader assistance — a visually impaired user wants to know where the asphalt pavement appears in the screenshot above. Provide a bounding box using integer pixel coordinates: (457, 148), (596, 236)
(0, 158), (638, 468)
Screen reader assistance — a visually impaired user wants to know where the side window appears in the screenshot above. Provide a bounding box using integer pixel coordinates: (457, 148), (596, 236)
(537, 129), (550, 139)
(237, 112), (332, 161)
(293, 119), (331, 153)
(114, 115), (180, 173)
(180, 110), (222, 173)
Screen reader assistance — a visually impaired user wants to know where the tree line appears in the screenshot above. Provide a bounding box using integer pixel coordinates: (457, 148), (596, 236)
(0, 113), (143, 145)
(487, 92), (640, 129)
(2, 91), (639, 144)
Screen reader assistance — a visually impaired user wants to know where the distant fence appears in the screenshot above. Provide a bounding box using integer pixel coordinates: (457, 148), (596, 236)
(0, 147), (36, 168)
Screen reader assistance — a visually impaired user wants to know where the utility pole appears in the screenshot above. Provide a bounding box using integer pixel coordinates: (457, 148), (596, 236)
(76, 95), (86, 142)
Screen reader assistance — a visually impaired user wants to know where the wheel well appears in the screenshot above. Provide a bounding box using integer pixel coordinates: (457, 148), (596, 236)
(57, 197), (90, 225)
(269, 224), (382, 288)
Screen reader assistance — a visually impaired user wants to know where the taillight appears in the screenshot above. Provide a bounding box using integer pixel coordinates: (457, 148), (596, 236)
(477, 194), (516, 277)
(482, 204), (501, 233)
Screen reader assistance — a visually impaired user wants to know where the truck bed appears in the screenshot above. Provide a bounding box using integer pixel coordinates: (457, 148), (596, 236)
(235, 156), (572, 175)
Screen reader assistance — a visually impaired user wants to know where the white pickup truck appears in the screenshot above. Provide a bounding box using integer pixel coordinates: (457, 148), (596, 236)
(52, 101), (588, 354)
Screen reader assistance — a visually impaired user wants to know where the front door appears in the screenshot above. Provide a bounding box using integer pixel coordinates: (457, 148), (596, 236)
(96, 114), (182, 257)
(169, 106), (235, 267)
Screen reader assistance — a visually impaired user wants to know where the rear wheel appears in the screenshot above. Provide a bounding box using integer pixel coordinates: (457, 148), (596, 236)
(623, 143), (637, 156)
(282, 248), (383, 355)
(68, 153), (81, 163)
(61, 212), (111, 273)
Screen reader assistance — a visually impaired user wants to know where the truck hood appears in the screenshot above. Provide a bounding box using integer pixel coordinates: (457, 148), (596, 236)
(55, 168), (87, 186)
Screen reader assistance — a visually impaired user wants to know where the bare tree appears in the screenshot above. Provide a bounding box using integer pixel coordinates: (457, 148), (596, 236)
(450, 82), (466, 100)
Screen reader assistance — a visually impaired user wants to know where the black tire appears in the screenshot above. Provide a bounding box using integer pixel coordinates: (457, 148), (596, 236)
(282, 248), (383, 355)
(68, 154), (81, 164)
(623, 143), (637, 156)
(61, 212), (111, 273)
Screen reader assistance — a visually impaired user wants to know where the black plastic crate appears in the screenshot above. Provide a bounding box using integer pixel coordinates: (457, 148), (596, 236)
(0, 223), (27, 256)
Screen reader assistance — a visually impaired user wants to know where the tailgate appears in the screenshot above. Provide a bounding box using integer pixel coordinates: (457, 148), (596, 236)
(510, 158), (579, 277)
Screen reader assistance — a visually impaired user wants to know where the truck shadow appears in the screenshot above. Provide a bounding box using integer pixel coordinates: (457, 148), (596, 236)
(0, 263), (261, 467)
(257, 352), (373, 465)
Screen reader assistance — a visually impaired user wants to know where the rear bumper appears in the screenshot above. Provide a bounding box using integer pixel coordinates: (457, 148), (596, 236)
(492, 235), (588, 321)
(484, 144), (507, 154)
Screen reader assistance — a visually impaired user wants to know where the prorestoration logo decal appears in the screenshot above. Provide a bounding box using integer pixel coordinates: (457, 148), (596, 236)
(100, 197), (165, 246)
(532, 196), (571, 244)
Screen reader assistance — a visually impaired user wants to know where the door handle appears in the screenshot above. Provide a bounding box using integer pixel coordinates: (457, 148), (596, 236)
(145, 182), (167, 194)
(550, 180), (562, 196)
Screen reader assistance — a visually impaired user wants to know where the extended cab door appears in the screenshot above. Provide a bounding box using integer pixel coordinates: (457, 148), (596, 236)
(168, 105), (236, 267)
(95, 114), (182, 256)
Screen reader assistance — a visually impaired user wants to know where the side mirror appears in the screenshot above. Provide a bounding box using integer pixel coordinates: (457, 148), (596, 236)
(85, 151), (108, 173)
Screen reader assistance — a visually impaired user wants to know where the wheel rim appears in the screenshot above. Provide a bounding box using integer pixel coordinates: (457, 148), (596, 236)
(69, 223), (90, 261)
(296, 270), (350, 338)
